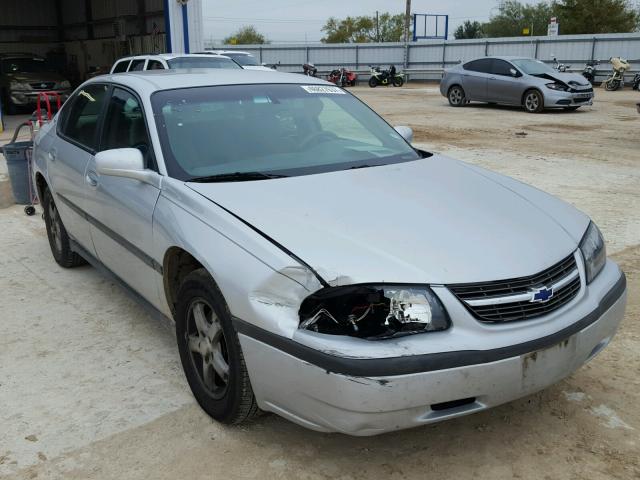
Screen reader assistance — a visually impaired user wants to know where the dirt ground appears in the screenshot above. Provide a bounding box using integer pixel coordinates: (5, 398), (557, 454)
(0, 86), (639, 480)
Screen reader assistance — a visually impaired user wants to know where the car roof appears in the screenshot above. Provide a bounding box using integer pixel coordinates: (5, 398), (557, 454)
(208, 50), (252, 55)
(86, 68), (330, 96)
(116, 53), (230, 62)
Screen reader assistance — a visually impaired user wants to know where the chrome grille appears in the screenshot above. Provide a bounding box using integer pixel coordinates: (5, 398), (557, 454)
(29, 82), (55, 90)
(448, 253), (581, 323)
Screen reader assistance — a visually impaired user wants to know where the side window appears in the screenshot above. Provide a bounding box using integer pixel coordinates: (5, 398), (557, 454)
(129, 59), (146, 71)
(146, 60), (165, 70)
(101, 87), (154, 169)
(491, 59), (515, 76)
(112, 60), (130, 73)
(463, 59), (491, 73)
(61, 84), (108, 150)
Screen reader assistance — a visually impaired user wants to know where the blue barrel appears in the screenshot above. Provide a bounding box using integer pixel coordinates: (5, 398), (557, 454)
(1, 123), (34, 205)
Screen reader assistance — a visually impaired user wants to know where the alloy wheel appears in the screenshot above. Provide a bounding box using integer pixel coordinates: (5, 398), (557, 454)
(449, 87), (463, 105)
(525, 92), (540, 112)
(48, 201), (63, 253)
(186, 299), (230, 399)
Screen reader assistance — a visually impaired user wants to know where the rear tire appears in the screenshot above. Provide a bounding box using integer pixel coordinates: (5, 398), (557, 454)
(42, 189), (87, 268)
(368, 77), (378, 88)
(523, 90), (544, 113)
(176, 268), (260, 425)
(447, 85), (466, 107)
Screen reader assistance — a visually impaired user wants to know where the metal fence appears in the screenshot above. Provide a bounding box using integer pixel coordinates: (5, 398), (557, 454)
(209, 32), (640, 81)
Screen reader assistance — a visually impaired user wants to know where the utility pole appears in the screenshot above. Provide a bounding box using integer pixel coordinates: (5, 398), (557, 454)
(403, 0), (411, 68)
(376, 11), (380, 42)
(404, 0), (412, 43)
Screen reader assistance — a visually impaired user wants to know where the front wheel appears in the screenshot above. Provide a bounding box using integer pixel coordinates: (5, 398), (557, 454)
(447, 86), (466, 107)
(176, 268), (260, 424)
(605, 79), (620, 91)
(368, 77), (378, 88)
(392, 76), (404, 87)
(523, 90), (544, 113)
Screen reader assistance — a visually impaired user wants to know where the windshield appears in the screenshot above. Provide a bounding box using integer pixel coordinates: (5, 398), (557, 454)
(152, 84), (421, 181)
(1, 57), (50, 73)
(511, 59), (555, 75)
(224, 53), (260, 66)
(167, 57), (241, 69)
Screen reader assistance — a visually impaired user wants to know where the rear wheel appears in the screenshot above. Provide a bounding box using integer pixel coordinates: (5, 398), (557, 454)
(42, 188), (86, 268)
(447, 86), (466, 107)
(368, 77), (378, 88)
(523, 90), (544, 113)
(176, 268), (260, 424)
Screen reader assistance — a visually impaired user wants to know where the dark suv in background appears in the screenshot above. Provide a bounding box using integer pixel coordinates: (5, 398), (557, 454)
(0, 53), (72, 114)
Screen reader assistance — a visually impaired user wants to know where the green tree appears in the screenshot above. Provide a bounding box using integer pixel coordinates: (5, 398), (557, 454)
(553, 0), (640, 34)
(321, 13), (405, 43)
(223, 26), (267, 45)
(482, 1), (556, 37)
(454, 20), (485, 39)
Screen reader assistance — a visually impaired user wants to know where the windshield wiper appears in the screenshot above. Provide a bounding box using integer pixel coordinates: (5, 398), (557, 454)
(187, 171), (289, 183)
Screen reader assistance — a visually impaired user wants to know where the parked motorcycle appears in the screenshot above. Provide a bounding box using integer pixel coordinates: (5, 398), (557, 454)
(303, 63), (318, 77)
(552, 56), (571, 73)
(327, 67), (357, 87)
(582, 60), (600, 84)
(632, 72), (640, 91)
(604, 57), (630, 91)
(368, 65), (404, 88)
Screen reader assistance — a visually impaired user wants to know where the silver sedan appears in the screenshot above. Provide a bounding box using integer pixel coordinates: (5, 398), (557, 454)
(441, 56), (594, 112)
(33, 69), (626, 435)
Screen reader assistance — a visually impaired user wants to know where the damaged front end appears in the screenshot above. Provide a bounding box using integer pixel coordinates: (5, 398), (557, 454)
(299, 285), (450, 340)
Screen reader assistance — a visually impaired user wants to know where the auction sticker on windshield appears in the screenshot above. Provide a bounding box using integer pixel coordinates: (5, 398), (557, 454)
(301, 85), (346, 94)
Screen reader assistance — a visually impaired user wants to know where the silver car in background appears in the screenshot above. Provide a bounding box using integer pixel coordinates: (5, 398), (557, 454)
(32, 70), (626, 436)
(441, 56), (594, 112)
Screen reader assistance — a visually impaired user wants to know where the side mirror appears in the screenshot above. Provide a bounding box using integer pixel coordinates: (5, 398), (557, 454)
(95, 148), (155, 184)
(510, 68), (519, 77)
(394, 125), (413, 143)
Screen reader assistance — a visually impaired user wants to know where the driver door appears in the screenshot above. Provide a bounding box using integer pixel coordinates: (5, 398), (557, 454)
(84, 86), (162, 306)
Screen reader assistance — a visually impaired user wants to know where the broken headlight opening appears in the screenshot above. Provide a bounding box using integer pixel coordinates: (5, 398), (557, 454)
(299, 285), (450, 340)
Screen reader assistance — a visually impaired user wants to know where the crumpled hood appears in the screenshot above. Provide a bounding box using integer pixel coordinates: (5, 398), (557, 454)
(535, 71), (591, 87)
(7, 71), (67, 85)
(188, 156), (590, 285)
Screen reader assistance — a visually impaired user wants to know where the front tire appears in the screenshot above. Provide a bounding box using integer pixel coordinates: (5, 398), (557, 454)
(176, 268), (259, 424)
(368, 77), (378, 88)
(392, 76), (404, 87)
(523, 90), (544, 113)
(605, 79), (620, 91)
(42, 189), (86, 268)
(447, 85), (466, 107)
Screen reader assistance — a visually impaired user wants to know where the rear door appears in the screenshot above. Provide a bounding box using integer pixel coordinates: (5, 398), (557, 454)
(461, 58), (492, 101)
(486, 59), (524, 105)
(84, 86), (162, 305)
(49, 83), (109, 255)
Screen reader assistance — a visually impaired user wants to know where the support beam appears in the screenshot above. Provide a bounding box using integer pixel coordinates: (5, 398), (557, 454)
(54, 0), (64, 41)
(137, 0), (147, 35)
(84, 0), (94, 40)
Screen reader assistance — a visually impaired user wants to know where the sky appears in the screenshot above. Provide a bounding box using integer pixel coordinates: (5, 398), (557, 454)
(202, 0), (541, 44)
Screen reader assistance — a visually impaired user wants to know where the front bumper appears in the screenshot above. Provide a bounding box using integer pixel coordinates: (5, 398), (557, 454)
(544, 88), (593, 107)
(9, 89), (70, 106)
(237, 262), (626, 436)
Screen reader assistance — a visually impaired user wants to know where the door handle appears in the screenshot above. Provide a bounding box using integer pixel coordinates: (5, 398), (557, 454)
(48, 148), (57, 162)
(86, 171), (99, 187)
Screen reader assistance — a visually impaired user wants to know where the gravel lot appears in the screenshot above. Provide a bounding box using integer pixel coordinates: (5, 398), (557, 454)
(0, 85), (638, 479)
